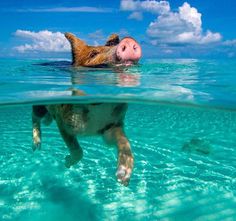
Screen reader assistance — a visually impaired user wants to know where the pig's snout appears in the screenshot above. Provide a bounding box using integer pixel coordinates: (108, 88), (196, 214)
(116, 38), (142, 64)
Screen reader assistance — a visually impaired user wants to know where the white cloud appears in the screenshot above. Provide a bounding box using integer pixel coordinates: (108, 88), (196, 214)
(121, 1), (222, 45)
(179, 2), (202, 33)
(200, 31), (222, 44)
(139, 0), (170, 14)
(121, 0), (138, 11)
(223, 39), (236, 46)
(16, 7), (113, 13)
(14, 30), (70, 53)
(146, 2), (222, 45)
(128, 11), (143, 20)
(120, 0), (170, 19)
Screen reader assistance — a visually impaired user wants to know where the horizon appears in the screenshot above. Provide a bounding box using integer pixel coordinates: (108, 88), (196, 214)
(0, 0), (236, 59)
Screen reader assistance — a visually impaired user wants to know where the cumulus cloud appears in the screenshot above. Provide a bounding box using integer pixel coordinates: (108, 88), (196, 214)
(14, 30), (70, 53)
(147, 2), (221, 45)
(120, 0), (170, 20)
(121, 1), (222, 45)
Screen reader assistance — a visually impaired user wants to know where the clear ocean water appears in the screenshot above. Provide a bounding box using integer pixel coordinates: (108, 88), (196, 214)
(0, 58), (236, 220)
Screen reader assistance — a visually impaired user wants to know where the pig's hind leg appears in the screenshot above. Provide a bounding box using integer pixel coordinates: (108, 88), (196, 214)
(103, 126), (134, 186)
(56, 123), (83, 168)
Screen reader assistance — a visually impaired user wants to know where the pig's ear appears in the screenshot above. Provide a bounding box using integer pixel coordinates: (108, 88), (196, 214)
(105, 34), (120, 46)
(65, 32), (87, 66)
(65, 32), (86, 47)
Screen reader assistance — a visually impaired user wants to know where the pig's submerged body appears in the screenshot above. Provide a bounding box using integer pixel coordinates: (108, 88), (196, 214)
(47, 103), (127, 136)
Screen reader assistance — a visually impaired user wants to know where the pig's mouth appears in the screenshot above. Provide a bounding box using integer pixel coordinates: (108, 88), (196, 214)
(114, 59), (137, 67)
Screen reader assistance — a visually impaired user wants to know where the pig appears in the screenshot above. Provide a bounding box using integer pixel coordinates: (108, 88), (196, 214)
(32, 33), (142, 186)
(65, 32), (142, 67)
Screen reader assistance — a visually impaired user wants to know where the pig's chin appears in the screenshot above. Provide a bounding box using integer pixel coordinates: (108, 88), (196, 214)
(117, 60), (135, 67)
(113, 55), (137, 67)
(124, 60), (135, 66)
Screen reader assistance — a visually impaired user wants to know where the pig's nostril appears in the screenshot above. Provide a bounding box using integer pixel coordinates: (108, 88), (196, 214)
(116, 38), (141, 62)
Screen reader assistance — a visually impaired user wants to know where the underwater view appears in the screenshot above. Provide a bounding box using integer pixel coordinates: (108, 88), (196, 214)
(0, 58), (236, 220)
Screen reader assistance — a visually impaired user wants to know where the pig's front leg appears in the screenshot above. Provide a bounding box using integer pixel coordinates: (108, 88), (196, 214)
(32, 105), (48, 151)
(32, 113), (41, 151)
(104, 126), (134, 186)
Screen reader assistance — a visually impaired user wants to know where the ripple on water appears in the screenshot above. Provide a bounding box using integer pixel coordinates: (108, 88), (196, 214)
(0, 103), (236, 220)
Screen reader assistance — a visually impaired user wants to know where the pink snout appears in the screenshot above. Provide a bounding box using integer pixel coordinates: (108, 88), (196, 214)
(116, 37), (142, 64)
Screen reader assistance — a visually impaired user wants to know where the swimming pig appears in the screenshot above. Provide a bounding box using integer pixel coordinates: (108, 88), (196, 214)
(65, 32), (142, 67)
(32, 33), (142, 186)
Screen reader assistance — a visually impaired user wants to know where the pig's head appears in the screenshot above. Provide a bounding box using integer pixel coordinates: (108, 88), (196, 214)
(65, 32), (142, 67)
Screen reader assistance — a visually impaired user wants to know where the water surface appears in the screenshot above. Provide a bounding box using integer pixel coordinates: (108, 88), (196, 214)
(0, 58), (236, 220)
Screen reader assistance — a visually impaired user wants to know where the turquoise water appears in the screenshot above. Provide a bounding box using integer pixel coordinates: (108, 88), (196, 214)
(0, 58), (236, 220)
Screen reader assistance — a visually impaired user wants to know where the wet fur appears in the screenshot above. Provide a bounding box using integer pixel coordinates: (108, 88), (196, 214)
(65, 33), (120, 67)
(31, 33), (137, 186)
(32, 103), (133, 186)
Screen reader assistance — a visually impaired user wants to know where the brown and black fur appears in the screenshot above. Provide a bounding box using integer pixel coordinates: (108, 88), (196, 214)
(32, 34), (134, 186)
(32, 102), (133, 186)
(65, 32), (120, 67)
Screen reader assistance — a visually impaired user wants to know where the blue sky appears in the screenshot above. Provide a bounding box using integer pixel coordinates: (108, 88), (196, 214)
(0, 0), (236, 58)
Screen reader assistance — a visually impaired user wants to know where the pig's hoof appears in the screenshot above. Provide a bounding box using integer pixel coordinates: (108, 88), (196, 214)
(33, 128), (41, 151)
(32, 140), (41, 151)
(116, 165), (132, 186)
(64, 151), (83, 168)
(65, 155), (74, 168)
(116, 153), (133, 186)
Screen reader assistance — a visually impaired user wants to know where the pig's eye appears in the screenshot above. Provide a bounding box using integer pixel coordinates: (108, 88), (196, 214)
(89, 50), (99, 58)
